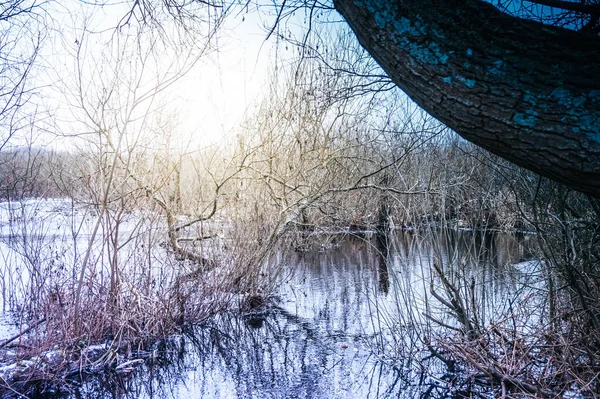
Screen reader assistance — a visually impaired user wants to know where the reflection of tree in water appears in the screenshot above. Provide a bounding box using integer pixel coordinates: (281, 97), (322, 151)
(50, 313), (422, 398)
(28, 230), (537, 399)
(45, 305), (452, 399)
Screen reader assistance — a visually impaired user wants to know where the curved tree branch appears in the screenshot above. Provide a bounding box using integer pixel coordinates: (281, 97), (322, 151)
(334, 0), (600, 198)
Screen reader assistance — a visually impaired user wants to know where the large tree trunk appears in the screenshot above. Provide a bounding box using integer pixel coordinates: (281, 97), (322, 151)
(334, 0), (600, 198)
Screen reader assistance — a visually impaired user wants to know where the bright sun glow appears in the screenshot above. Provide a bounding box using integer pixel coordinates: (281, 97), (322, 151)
(31, 3), (276, 152)
(170, 12), (275, 148)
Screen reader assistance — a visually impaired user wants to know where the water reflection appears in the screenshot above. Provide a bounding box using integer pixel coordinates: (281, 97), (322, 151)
(26, 229), (537, 399)
(49, 316), (430, 399)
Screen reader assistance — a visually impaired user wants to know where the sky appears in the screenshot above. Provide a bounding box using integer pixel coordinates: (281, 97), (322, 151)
(168, 9), (277, 147)
(15, 1), (283, 151)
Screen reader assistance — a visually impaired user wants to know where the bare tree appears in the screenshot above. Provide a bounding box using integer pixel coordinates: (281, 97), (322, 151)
(0, 0), (45, 151)
(43, 2), (228, 328)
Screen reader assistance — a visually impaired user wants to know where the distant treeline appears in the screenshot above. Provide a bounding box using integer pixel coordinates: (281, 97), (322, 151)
(0, 135), (581, 233)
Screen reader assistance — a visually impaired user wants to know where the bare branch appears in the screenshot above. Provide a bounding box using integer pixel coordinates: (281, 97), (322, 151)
(527, 0), (600, 15)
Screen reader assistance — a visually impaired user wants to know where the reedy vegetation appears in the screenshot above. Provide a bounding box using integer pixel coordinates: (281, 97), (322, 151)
(0, 1), (599, 397)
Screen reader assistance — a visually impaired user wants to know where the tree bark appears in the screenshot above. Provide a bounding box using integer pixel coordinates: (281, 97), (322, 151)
(334, 0), (600, 198)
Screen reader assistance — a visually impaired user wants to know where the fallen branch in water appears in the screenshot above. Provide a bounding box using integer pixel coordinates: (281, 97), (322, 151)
(0, 318), (46, 349)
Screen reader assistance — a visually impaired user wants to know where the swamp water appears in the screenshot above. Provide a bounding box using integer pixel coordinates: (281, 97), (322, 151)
(0, 200), (541, 398)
